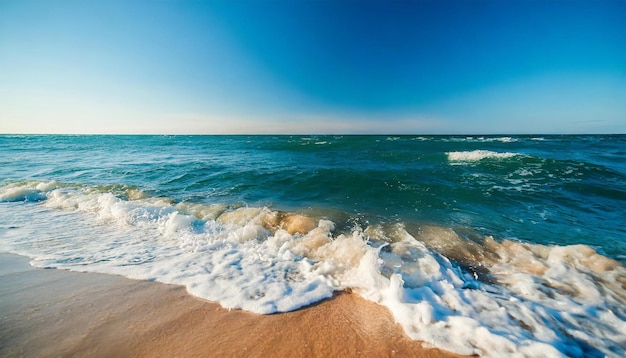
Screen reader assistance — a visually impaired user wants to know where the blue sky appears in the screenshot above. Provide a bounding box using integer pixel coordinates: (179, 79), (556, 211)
(1, 0), (625, 134)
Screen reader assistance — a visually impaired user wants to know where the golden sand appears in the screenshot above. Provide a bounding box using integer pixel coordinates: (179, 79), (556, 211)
(0, 253), (464, 357)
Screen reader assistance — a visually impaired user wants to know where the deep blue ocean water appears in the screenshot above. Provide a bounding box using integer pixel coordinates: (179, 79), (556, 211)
(1, 134), (625, 357)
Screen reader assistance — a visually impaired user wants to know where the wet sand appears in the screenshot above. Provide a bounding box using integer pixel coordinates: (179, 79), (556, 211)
(0, 253), (464, 357)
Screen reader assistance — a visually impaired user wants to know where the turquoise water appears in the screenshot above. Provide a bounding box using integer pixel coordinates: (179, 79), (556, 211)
(2, 134), (625, 260)
(1, 135), (625, 357)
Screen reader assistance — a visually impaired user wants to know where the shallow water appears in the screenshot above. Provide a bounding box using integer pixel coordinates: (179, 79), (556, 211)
(1, 134), (625, 357)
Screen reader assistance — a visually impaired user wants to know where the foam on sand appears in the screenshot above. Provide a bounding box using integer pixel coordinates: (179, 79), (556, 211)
(0, 253), (458, 358)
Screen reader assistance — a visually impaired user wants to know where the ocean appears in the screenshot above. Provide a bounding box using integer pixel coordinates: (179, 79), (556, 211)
(1, 134), (624, 357)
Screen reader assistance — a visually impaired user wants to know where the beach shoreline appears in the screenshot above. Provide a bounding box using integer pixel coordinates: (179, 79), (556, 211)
(0, 253), (463, 357)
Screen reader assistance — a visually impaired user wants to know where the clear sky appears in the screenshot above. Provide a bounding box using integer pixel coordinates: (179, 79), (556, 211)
(1, 0), (625, 134)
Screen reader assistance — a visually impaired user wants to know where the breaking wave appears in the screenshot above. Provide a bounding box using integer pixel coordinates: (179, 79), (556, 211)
(1, 180), (625, 357)
(447, 150), (521, 163)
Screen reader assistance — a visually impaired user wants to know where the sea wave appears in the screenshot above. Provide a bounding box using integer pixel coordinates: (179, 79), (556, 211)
(446, 150), (520, 162)
(1, 180), (625, 357)
(442, 136), (519, 143)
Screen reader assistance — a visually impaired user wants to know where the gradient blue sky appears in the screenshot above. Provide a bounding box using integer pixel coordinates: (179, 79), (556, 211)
(1, 0), (625, 134)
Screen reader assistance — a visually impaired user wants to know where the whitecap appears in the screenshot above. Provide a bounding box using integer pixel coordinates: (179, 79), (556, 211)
(447, 150), (520, 163)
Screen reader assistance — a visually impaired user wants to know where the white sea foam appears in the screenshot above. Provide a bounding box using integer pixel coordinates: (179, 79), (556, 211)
(447, 150), (520, 163)
(1, 181), (624, 357)
(474, 136), (518, 143)
(445, 136), (519, 143)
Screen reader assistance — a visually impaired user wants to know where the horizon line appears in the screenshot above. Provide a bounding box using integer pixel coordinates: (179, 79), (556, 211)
(2, 132), (624, 136)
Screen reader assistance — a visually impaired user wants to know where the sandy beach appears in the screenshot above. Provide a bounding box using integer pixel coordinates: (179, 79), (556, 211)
(0, 253), (463, 357)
